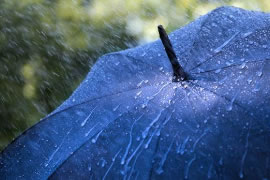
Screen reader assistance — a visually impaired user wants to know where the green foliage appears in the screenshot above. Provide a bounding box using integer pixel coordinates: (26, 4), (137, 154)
(0, 0), (269, 150)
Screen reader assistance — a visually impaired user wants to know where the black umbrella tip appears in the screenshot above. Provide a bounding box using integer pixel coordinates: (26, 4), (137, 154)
(157, 25), (167, 38)
(157, 25), (187, 82)
(158, 25), (164, 30)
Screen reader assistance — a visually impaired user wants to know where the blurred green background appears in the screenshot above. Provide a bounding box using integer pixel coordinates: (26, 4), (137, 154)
(0, 0), (270, 150)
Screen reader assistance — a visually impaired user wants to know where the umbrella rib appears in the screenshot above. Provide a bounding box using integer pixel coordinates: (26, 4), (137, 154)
(122, 53), (163, 70)
(189, 81), (239, 107)
(189, 81), (256, 116)
(1, 81), (173, 158)
(188, 47), (228, 72)
(181, 13), (211, 70)
(158, 25), (186, 82)
(47, 84), (167, 121)
(186, 18), (239, 72)
(190, 58), (270, 75)
(178, 12), (216, 72)
(0, 82), (168, 157)
(110, 52), (164, 72)
(124, 54), (172, 76)
(190, 81), (267, 131)
(188, 25), (270, 72)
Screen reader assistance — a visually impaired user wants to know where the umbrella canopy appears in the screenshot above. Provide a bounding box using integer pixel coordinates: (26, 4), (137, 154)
(1, 6), (270, 180)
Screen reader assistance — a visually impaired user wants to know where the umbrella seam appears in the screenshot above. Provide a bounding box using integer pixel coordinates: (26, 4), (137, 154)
(191, 58), (270, 75)
(188, 26), (270, 72)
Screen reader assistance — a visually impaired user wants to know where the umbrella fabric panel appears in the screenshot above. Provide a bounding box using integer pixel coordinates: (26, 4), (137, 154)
(182, 6), (270, 72)
(50, 85), (263, 179)
(48, 84), (182, 179)
(190, 27), (270, 74)
(190, 26), (270, 122)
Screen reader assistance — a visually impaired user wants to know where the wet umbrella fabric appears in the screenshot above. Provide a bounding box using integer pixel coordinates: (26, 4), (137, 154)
(1, 6), (270, 180)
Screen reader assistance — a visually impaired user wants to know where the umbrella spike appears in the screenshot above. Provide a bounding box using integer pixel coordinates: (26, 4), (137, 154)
(158, 25), (186, 82)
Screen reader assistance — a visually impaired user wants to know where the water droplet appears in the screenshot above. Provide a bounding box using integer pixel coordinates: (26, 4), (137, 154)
(136, 80), (144, 87)
(239, 63), (246, 69)
(248, 40), (254, 45)
(136, 91), (142, 96)
(256, 71), (263, 77)
(211, 22), (217, 27)
(219, 157), (223, 165)
(113, 104), (120, 111)
(156, 168), (164, 175)
(226, 104), (233, 111)
(101, 159), (106, 167)
(252, 84), (260, 92)
(215, 69), (221, 73)
(239, 172), (244, 179)
(247, 78), (252, 84)
(226, 94), (237, 111)
(92, 130), (103, 143)
(156, 129), (161, 136)
(88, 165), (92, 171)
(214, 32), (239, 53)
(142, 128), (149, 138)
(141, 52), (146, 57)
(242, 32), (252, 38)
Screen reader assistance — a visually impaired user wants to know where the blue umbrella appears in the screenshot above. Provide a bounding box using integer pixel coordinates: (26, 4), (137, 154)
(1, 6), (270, 180)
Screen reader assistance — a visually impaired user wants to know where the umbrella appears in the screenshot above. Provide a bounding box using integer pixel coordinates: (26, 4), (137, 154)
(1, 6), (270, 179)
